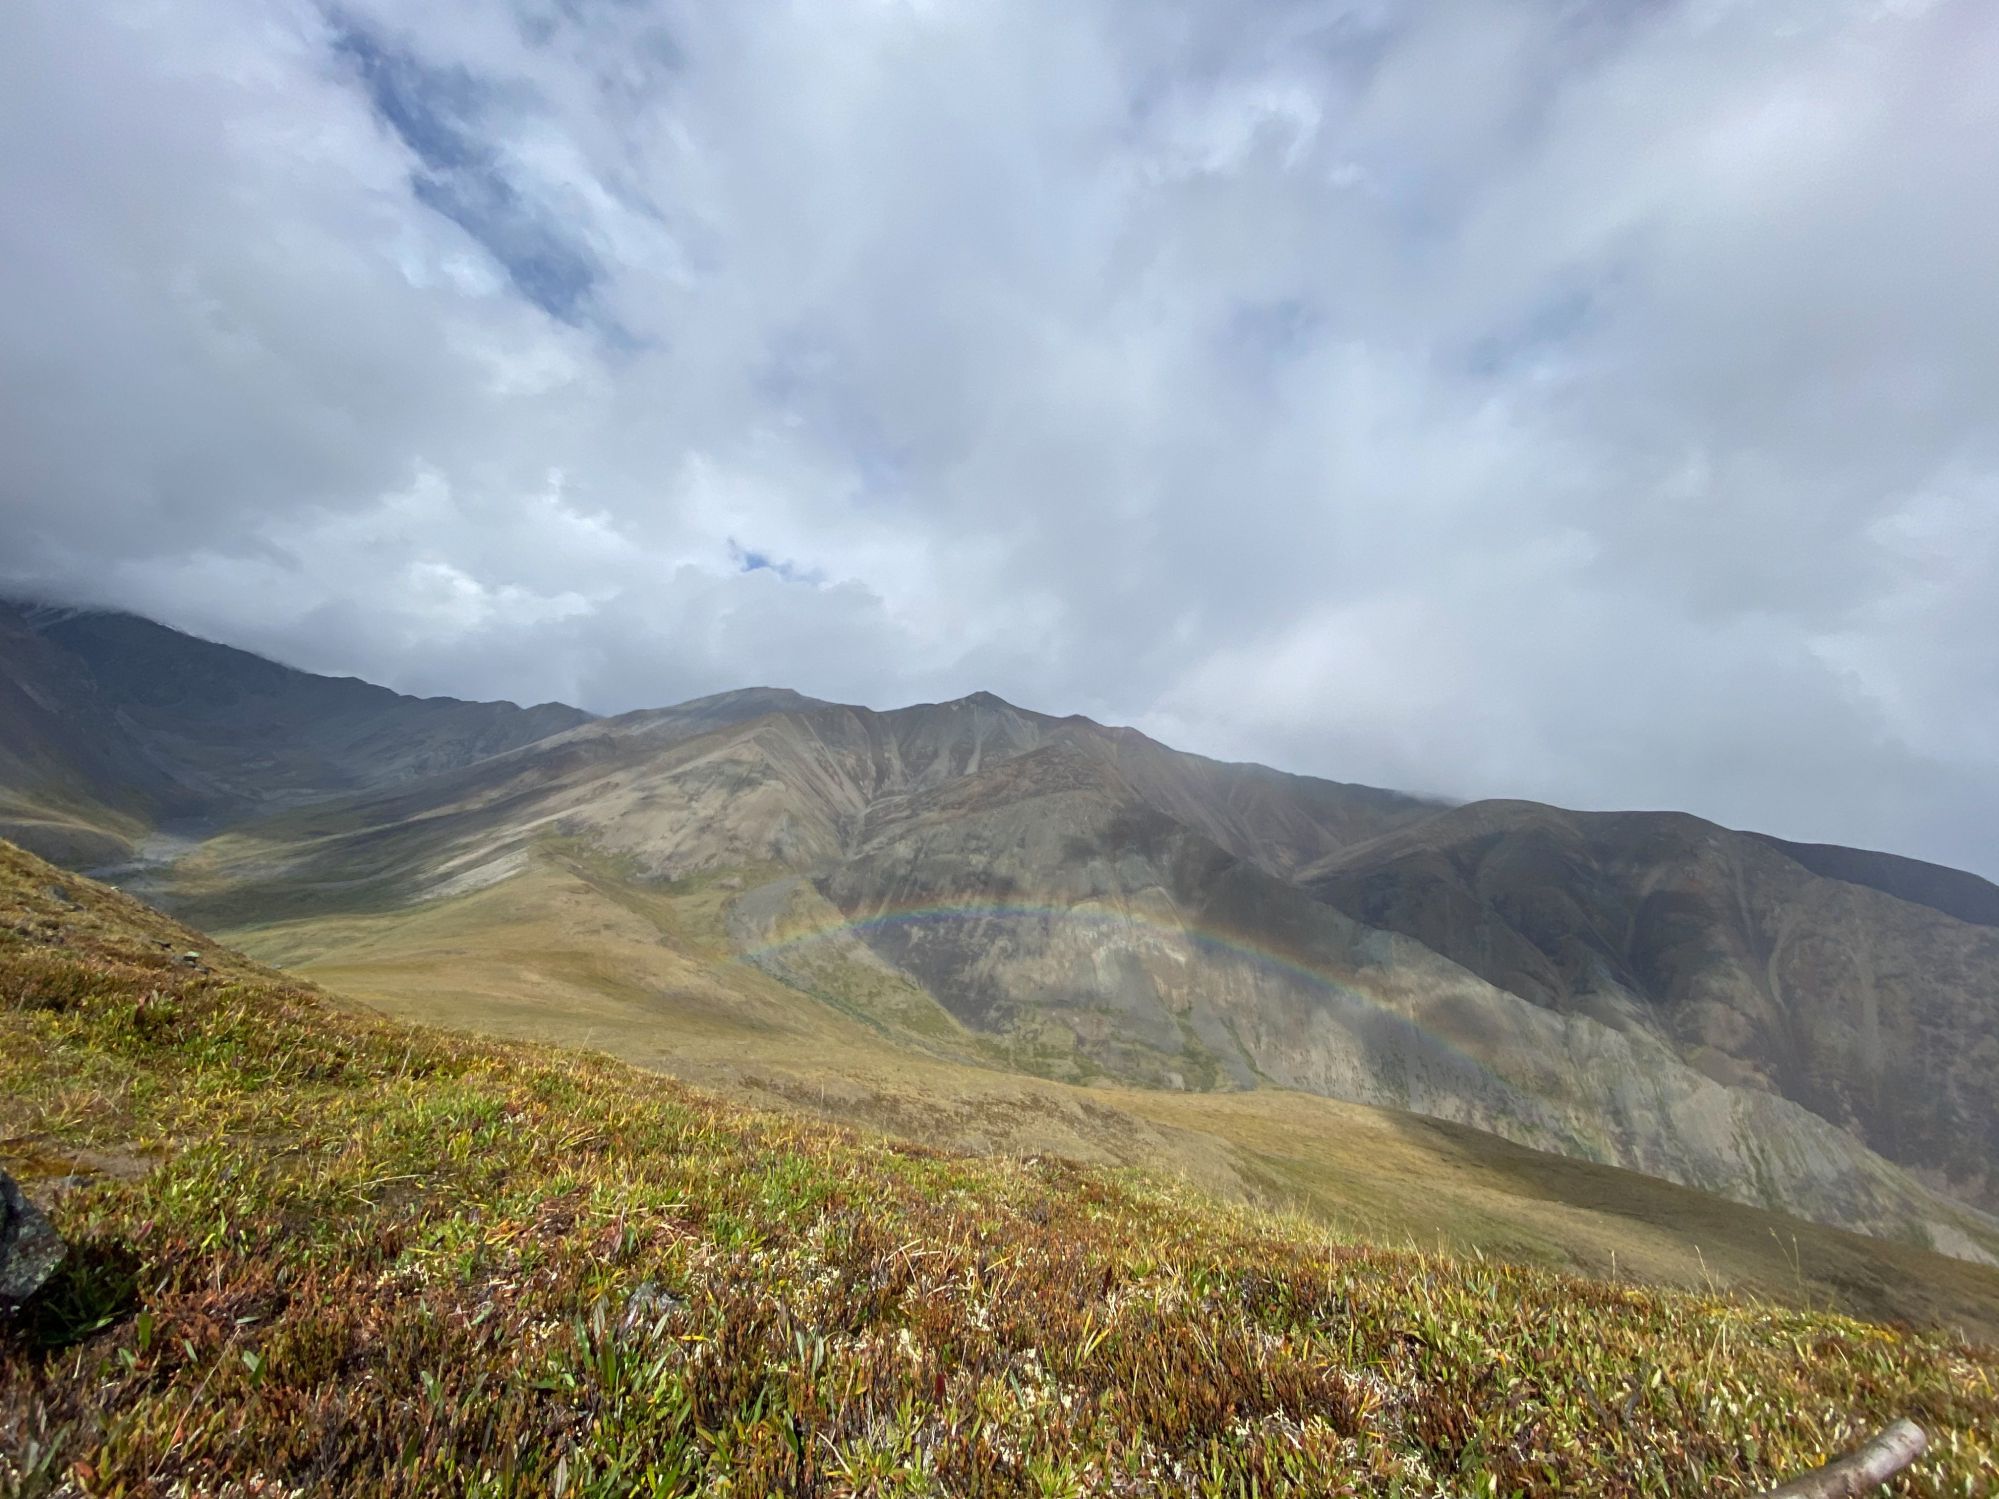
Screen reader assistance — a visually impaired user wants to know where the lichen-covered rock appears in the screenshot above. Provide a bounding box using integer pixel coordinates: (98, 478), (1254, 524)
(0, 1168), (66, 1307)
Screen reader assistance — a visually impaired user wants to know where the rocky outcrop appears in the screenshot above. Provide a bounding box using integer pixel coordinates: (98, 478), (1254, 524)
(0, 1169), (64, 1308)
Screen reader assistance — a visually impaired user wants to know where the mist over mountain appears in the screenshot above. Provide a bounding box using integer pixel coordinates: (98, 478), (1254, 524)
(10, 0), (1999, 888)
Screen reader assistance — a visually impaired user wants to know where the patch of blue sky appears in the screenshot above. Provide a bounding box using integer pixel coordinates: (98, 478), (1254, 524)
(1225, 297), (1326, 364)
(729, 540), (825, 585)
(331, 21), (602, 325)
(1463, 281), (1602, 380)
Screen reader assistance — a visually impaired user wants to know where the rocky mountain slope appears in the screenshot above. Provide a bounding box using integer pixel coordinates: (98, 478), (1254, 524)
(0, 600), (590, 864)
(1304, 801), (1999, 1215)
(3, 602), (1995, 1260)
(153, 688), (1438, 923)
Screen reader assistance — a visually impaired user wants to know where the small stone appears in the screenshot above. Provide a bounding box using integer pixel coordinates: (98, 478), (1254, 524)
(619, 1281), (686, 1335)
(0, 1169), (66, 1308)
(177, 951), (202, 967)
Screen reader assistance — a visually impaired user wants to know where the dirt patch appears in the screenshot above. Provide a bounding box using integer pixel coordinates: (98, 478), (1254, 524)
(0, 1137), (162, 1188)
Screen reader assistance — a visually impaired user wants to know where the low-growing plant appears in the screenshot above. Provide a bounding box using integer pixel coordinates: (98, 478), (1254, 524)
(1, 841), (1994, 1496)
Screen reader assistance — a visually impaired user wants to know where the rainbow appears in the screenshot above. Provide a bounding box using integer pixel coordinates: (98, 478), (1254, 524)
(734, 898), (1360, 997)
(727, 896), (1521, 1094)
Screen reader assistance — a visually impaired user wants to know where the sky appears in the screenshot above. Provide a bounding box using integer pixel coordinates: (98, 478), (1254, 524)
(3, 0), (1997, 875)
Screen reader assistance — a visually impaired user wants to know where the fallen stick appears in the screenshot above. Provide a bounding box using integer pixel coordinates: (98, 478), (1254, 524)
(1754, 1420), (1927, 1498)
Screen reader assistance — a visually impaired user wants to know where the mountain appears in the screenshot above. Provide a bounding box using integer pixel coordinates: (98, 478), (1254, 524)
(153, 692), (1441, 931)
(1745, 831), (1999, 929)
(0, 600), (591, 864)
(1303, 800), (1999, 1216)
(0, 604), (184, 864)
(3, 601), (1996, 1269)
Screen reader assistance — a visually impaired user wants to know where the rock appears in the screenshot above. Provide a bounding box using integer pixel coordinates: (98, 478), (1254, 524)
(177, 951), (202, 968)
(715, 876), (745, 893)
(619, 1281), (686, 1335)
(0, 1169), (66, 1308)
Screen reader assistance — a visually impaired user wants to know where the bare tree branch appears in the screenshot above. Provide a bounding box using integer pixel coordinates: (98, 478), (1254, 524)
(1755, 1420), (1928, 1499)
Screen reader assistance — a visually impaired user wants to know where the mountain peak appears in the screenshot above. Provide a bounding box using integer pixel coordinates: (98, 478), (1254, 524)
(677, 686), (828, 713)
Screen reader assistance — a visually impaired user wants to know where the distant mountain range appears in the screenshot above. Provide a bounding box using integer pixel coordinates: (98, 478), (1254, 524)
(3, 597), (1995, 1263)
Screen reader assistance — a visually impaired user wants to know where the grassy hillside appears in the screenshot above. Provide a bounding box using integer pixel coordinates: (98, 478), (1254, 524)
(12, 607), (1998, 1253)
(3, 842), (1996, 1496)
(155, 712), (1999, 1259)
(201, 842), (1999, 1335)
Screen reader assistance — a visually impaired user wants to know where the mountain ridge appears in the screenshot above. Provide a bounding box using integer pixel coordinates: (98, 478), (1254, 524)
(3, 599), (1995, 1261)
(1303, 797), (1999, 1214)
(0, 599), (593, 864)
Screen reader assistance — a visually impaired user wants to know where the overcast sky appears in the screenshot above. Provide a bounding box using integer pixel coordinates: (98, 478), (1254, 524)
(4, 1), (1997, 874)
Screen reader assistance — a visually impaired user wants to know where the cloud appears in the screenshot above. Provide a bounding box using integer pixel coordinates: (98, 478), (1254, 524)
(2, 0), (1997, 874)
(330, 19), (604, 324)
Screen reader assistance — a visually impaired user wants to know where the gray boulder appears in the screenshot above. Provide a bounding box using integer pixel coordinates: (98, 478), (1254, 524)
(0, 1169), (65, 1307)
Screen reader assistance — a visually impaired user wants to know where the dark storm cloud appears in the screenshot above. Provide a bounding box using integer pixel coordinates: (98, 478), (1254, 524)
(1, 0), (1996, 875)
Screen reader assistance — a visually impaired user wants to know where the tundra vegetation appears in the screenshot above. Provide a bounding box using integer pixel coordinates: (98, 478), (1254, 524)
(1, 840), (1995, 1497)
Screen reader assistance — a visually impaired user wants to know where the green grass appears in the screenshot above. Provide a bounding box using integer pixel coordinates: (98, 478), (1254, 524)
(203, 846), (1999, 1342)
(2, 843), (1996, 1496)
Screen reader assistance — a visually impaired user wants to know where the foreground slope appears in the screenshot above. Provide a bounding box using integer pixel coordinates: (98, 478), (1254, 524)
(2, 842), (1996, 1497)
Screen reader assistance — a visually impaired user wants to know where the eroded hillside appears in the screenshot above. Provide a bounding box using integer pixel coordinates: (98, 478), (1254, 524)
(1305, 801), (1999, 1213)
